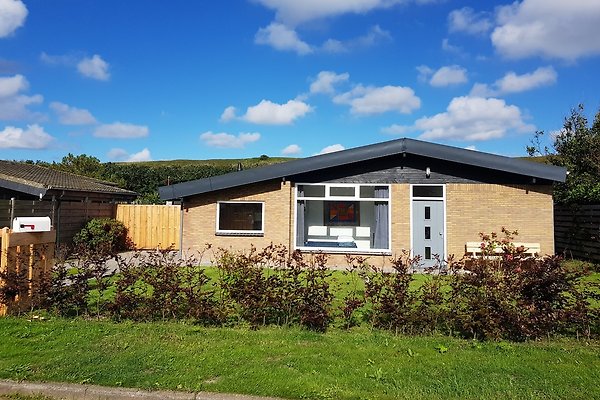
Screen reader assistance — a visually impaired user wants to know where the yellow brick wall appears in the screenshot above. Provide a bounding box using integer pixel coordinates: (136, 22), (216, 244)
(182, 181), (555, 266)
(445, 183), (555, 257)
(182, 180), (293, 262)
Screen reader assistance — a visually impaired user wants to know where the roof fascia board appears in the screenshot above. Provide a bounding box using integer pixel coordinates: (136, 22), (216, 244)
(0, 177), (47, 197)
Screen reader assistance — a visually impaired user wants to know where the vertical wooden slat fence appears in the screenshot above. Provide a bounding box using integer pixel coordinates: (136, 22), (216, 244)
(0, 227), (56, 316)
(116, 204), (181, 250)
(554, 204), (600, 262)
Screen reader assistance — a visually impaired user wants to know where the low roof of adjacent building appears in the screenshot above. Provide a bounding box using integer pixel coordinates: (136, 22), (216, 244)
(159, 137), (567, 200)
(0, 160), (137, 199)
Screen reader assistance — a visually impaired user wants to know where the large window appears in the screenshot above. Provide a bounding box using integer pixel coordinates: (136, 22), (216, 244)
(296, 184), (390, 252)
(217, 201), (264, 235)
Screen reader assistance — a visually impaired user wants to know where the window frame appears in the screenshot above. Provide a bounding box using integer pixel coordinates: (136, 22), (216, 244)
(295, 183), (392, 254)
(215, 201), (265, 236)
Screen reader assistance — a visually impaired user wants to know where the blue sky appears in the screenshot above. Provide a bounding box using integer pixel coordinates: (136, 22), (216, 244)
(1, 0), (599, 162)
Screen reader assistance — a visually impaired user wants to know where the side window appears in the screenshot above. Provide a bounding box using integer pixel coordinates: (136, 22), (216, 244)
(217, 202), (264, 234)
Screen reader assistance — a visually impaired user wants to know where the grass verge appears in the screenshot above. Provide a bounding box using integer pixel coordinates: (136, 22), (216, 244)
(1, 318), (599, 400)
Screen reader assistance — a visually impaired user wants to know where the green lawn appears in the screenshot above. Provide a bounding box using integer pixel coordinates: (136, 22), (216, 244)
(1, 318), (599, 400)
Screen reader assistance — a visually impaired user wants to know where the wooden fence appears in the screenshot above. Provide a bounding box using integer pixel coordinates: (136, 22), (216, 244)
(554, 204), (600, 262)
(0, 227), (56, 316)
(116, 204), (181, 250)
(0, 199), (115, 245)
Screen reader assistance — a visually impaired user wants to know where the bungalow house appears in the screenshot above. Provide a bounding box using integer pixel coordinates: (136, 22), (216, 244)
(159, 138), (566, 268)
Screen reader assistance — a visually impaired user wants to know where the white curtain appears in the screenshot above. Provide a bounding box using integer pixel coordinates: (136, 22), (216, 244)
(373, 186), (389, 249)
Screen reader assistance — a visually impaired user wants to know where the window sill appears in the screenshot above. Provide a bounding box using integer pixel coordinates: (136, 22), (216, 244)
(297, 247), (391, 255)
(216, 231), (264, 237)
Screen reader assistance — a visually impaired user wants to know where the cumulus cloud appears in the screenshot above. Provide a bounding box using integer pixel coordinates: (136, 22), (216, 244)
(321, 25), (391, 53)
(107, 147), (152, 162)
(254, 0), (414, 26)
(77, 54), (110, 80)
(200, 131), (261, 149)
(448, 7), (492, 35)
(0, 73), (27, 97)
(242, 99), (313, 125)
(0, 74), (43, 121)
(255, 23), (312, 55)
(470, 66), (557, 97)
(334, 85), (420, 115)
(317, 144), (345, 155)
(220, 106), (237, 122)
(0, 0), (27, 38)
(382, 96), (534, 141)
(94, 122), (149, 139)
(50, 101), (97, 125)
(417, 65), (467, 87)
(491, 0), (600, 60)
(310, 71), (349, 95)
(281, 144), (302, 155)
(0, 124), (53, 149)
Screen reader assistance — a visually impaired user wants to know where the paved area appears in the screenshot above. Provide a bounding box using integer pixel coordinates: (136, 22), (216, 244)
(0, 380), (284, 400)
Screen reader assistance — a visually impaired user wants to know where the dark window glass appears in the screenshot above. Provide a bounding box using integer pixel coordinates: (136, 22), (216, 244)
(425, 226), (431, 240)
(425, 206), (431, 220)
(425, 247), (431, 260)
(300, 185), (325, 197)
(218, 203), (263, 231)
(413, 186), (443, 198)
(330, 186), (355, 197)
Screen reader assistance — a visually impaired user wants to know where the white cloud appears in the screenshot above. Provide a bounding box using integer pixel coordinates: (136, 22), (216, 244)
(321, 25), (391, 53)
(383, 96), (534, 141)
(0, 0), (27, 38)
(220, 106), (237, 122)
(0, 124), (53, 149)
(0, 74), (27, 97)
(0, 74), (42, 121)
(107, 147), (152, 162)
(40, 52), (77, 66)
(255, 23), (312, 55)
(470, 66), (557, 97)
(318, 144), (345, 155)
(491, 0), (600, 60)
(50, 101), (97, 125)
(310, 71), (349, 95)
(418, 65), (468, 87)
(281, 144), (302, 155)
(254, 0), (413, 26)
(77, 54), (110, 81)
(334, 85), (420, 115)
(242, 99), (313, 125)
(94, 122), (149, 139)
(441, 38), (461, 54)
(448, 7), (492, 35)
(465, 145), (477, 151)
(200, 131), (261, 149)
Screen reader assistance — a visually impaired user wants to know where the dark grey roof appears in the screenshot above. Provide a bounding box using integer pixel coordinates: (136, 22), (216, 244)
(0, 160), (137, 198)
(159, 137), (567, 200)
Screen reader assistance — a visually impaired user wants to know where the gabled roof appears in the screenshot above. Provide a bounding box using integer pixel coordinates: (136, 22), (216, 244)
(0, 160), (137, 198)
(159, 137), (567, 200)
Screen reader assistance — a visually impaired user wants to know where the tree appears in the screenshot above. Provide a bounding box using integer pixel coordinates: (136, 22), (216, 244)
(52, 153), (107, 181)
(527, 105), (600, 204)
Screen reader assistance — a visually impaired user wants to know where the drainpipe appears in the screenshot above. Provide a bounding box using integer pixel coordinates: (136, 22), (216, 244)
(9, 197), (15, 228)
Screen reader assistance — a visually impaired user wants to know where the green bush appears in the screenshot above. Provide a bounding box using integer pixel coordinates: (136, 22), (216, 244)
(73, 218), (132, 253)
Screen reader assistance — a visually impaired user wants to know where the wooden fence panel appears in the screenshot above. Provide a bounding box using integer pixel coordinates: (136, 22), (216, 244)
(116, 204), (180, 250)
(554, 204), (600, 262)
(0, 227), (56, 315)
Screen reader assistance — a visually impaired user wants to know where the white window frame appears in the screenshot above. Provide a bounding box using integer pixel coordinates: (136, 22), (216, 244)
(294, 183), (392, 254)
(216, 201), (265, 236)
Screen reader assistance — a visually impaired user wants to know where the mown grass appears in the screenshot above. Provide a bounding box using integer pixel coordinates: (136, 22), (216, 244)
(1, 318), (599, 400)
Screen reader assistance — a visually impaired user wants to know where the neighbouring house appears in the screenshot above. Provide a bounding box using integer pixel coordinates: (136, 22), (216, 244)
(159, 138), (567, 268)
(0, 161), (137, 244)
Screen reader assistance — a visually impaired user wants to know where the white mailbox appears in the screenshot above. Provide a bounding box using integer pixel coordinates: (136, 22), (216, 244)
(12, 216), (52, 233)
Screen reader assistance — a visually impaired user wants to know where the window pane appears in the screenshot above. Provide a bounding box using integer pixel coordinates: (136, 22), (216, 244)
(330, 186), (355, 197)
(359, 186), (375, 198)
(300, 185), (325, 197)
(413, 186), (443, 198)
(425, 206), (431, 220)
(219, 203), (262, 231)
(425, 226), (431, 240)
(425, 247), (431, 260)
